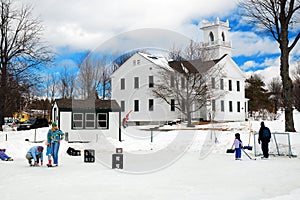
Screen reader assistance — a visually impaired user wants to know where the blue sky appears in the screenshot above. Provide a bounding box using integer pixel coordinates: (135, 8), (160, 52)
(25, 0), (300, 84)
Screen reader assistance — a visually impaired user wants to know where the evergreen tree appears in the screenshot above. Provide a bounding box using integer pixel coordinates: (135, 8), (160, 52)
(245, 75), (273, 117)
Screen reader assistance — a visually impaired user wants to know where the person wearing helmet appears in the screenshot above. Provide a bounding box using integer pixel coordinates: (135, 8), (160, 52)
(26, 146), (44, 166)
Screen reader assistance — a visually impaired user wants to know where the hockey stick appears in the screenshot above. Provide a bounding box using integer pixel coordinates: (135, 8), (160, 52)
(242, 148), (256, 160)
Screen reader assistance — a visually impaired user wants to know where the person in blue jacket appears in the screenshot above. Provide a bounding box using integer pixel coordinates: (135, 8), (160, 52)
(26, 146), (44, 166)
(47, 122), (64, 167)
(0, 149), (13, 161)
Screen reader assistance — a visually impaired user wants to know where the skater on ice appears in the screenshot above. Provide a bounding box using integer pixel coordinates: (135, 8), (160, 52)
(47, 122), (64, 167)
(26, 146), (44, 166)
(258, 121), (271, 159)
(234, 133), (243, 160)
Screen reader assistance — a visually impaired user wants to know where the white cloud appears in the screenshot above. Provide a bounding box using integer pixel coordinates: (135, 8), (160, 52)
(23, 0), (238, 51)
(240, 60), (260, 70)
(230, 31), (279, 57)
(244, 57), (300, 84)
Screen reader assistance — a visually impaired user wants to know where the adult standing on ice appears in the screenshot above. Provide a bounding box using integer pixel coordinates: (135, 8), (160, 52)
(47, 122), (64, 167)
(258, 121), (271, 159)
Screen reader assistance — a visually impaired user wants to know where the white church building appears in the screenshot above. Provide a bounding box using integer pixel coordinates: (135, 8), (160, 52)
(111, 18), (248, 125)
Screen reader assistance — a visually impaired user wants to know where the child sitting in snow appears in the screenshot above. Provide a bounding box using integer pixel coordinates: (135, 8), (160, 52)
(0, 149), (13, 161)
(234, 133), (243, 160)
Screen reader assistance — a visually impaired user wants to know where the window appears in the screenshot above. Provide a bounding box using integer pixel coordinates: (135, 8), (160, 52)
(237, 81), (240, 92)
(220, 79), (224, 90)
(221, 100), (225, 112)
(72, 112), (108, 129)
(121, 78), (125, 90)
(137, 60), (140, 65)
(121, 101), (125, 112)
(171, 99), (175, 111)
(229, 101), (233, 112)
(134, 100), (139, 112)
(181, 77), (185, 89)
(212, 100), (216, 111)
(149, 99), (154, 111)
(97, 113), (107, 128)
(149, 76), (154, 88)
(209, 32), (214, 42)
(211, 77), (215, 89)
(222, 32), (225, 41)
(229, 80), (232, 91)
(73, 113), (83, 128)
(170, 75), (175, 87)
(134, 77), (139, 89)
(85, 113), (95, 128)
(133, 60), (136, 65)
(237, 101), (241, 112)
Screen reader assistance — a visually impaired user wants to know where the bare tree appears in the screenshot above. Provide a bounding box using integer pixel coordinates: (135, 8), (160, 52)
(77, 53), (108, 99)
(239, 0), (300, 131)
(0, 0), (53, 128)
(59, 65), (76, 99)
(47, 73), (58, 101)
(267, 77), (283, 113)
(153, 42), (224, 127)
(293, 61), (300, 111)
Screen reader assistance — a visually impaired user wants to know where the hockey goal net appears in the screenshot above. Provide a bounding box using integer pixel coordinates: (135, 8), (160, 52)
(253, 132), (296, 158)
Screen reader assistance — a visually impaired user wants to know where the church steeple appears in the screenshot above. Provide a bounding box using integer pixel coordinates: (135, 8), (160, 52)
(200, 17), (232, 60)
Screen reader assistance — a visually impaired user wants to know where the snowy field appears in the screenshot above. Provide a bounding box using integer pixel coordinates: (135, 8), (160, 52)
(1, 111), (300, 200)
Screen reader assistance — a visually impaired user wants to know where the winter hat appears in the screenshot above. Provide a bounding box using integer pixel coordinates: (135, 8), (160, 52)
(52, 122), (57, 127)
(38, 146), (44, 151)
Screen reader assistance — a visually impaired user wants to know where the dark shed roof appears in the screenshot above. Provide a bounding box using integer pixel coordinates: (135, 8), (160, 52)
(54, 99), (121, 112)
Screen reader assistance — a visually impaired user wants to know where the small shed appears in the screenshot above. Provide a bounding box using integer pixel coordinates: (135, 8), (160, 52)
(52, 98), (122, 142)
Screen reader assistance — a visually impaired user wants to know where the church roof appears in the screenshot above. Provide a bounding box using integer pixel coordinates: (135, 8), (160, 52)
(168, 55), (226, 74)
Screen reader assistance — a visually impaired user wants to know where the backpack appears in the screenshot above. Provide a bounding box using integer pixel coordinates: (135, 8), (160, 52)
(262, 128), (271, 138)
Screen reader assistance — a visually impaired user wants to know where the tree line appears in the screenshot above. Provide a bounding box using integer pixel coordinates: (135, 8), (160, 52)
(245, 62), (300, 120)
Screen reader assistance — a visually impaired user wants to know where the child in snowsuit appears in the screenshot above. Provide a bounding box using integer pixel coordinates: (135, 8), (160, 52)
(45, 142), (52, 167)
(234, 133), (243, 160)
(0, 149), (13, 161)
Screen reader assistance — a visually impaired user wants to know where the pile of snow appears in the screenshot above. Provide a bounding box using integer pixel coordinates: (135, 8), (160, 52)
(0, 110), (300, 200)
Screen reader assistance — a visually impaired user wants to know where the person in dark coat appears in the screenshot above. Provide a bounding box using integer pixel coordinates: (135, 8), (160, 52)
(258, 121), (271, 159)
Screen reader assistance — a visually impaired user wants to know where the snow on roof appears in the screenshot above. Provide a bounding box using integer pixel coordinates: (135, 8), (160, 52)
(138, 52), (173, 71)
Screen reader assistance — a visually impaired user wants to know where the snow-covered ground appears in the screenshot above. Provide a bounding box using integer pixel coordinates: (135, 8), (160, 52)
(1, 110), (300, 200)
